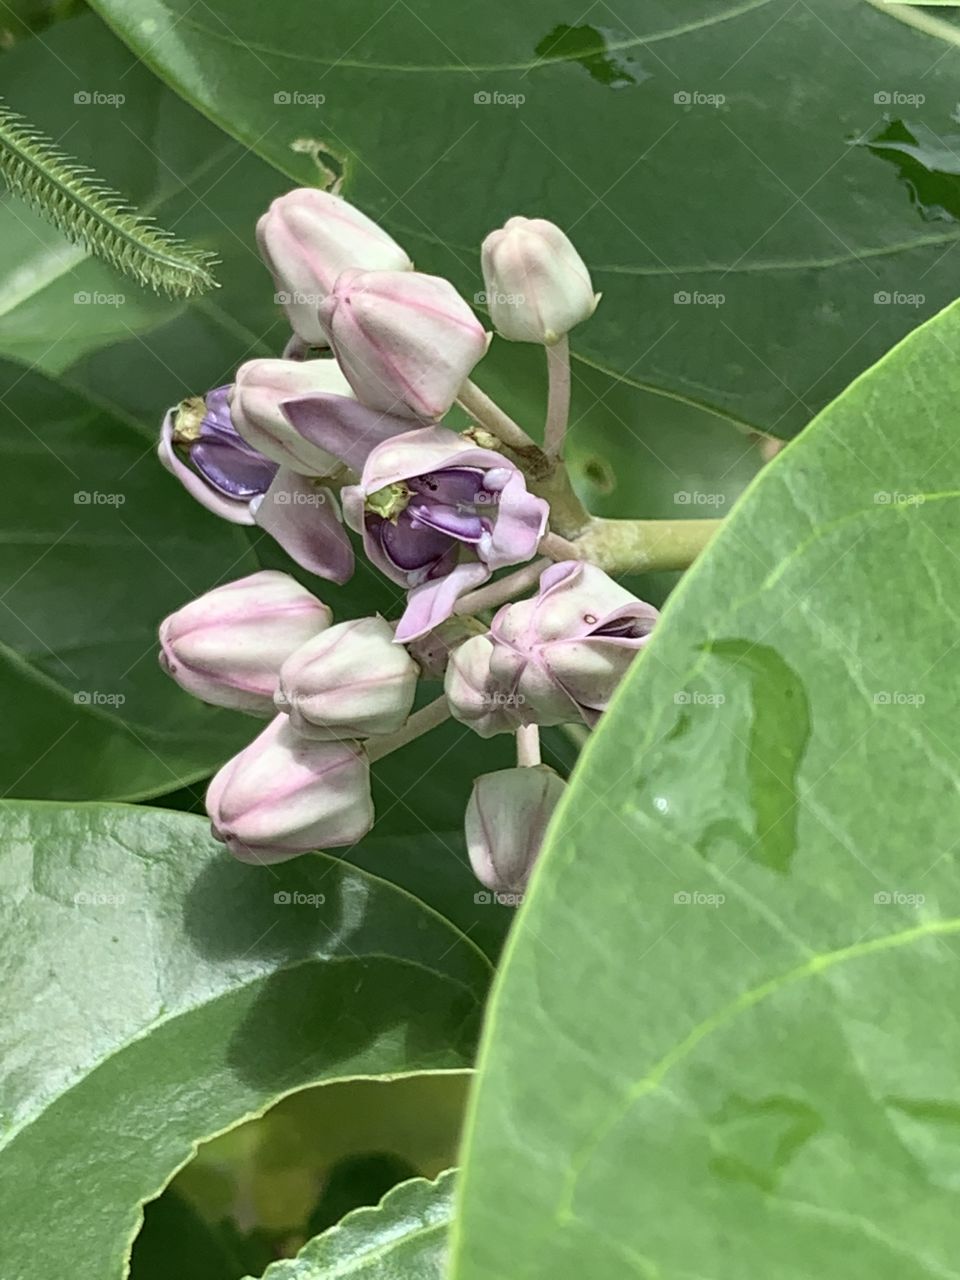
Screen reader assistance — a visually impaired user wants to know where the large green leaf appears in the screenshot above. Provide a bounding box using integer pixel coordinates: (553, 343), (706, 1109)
(88, 0), (960, 436)
(245, 1171), (455, 1280)
(450, 300), (960, 1277)
(0, 802), (488, 1280)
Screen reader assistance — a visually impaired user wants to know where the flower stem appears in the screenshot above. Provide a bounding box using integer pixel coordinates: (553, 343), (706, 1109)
(457, 378), (548, 469)
(573, 516), (721, 574)
(454, 558), (551, 615)
(365, 696), (451, 763)
(544, 336), (571, 459)
(516, 724), (541, 767)
(539, 531), (580, 561)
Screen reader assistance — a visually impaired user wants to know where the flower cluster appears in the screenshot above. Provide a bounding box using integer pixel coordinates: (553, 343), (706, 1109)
(157, 188), (656, 893)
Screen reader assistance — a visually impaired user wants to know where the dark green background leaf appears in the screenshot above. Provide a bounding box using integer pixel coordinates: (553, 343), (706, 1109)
(451, 301), (960, 1277)
(0, 361), (260, 799)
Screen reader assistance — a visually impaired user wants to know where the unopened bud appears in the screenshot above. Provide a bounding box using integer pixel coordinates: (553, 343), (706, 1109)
(489, 561), (658, 726)
(276, 615), (419, 739)
(319, 269), (489, 420)
(257, 188), (412, 346)
(465, 765), (565, 893)
(444, 634), (520, 737)
(159, 571), (331, 715)
(231, 358), (354, 474)
(207, 714), (374, 863)
(481, 216), (600, 345)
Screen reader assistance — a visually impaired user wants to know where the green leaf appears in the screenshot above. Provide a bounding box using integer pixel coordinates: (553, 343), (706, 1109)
(88, 0), (960, 436)
(0, 360), (263, 799)
(450, 299), (960, 1278)
(246, 1171), (455, 1280)
(0, 802), (488, 1280)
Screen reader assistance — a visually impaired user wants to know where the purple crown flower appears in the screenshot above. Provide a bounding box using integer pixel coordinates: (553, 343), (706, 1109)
(341, 426), (549, 642)
(159, 386), (278, 524)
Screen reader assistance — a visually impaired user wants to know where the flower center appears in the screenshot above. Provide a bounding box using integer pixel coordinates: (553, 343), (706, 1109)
(172, 396), (207, 445)
(365, 481), (412, 521)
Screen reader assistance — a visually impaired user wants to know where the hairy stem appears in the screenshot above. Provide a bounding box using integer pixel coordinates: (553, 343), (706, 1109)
(573, 516), (721, 574)
(516, 724), (542, 767)
(454, 558), (551, 615)
(364, 696), (451, 763)
(544, 336), (571, 459)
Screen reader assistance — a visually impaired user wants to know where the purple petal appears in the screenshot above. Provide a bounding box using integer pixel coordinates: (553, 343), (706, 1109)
(394, 560), (490, 643)
(158, 409), (256, 525)
(192, 438), (278, 499)
(252, 469), (355, 584)
(379, 510), (452, 571)
(485, 471), (550, 570)
(407, 467), (487, 506)
(282, 394), (414, 472)
(407, 499), (485, 543)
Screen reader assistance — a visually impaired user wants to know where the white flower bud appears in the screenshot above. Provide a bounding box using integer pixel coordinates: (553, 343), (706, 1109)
(319, 269), (489, 419)
(159, 571), (331, 715)
(465, 765), (565, 893)
(230, 358), (354, 475)
(444, 634), (521, 738)
(257, 189), (412, 347)
(480, 216), (600, 345)
(207, 715), (374, 863)
(276, 615), (419, 740)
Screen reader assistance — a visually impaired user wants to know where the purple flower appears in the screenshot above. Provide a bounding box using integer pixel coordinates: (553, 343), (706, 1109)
(159, 387), (278, 524)
(159, 386), (354, 583)
(341, 426), (549, 642)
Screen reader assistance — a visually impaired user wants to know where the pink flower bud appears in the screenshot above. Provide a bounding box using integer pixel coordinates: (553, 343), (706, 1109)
(319, 269), (489, 420)
(159, 571), (331, 715)
(207, 714), (374, 863)
(257, 189), (412, 347)
(231, 358), (355, 475)
(276, 615), (419, 740)
(465, 765), (565, 893)
(489, 561), (659, 727)
(481, 216), (600, 345)
(444, 634), (521, 738)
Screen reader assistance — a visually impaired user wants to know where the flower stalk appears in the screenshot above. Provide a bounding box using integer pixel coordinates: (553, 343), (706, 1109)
(544, 336), (571, 459)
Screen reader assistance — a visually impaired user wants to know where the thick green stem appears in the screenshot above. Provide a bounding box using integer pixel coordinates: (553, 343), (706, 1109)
(573, 517), (721, 575)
